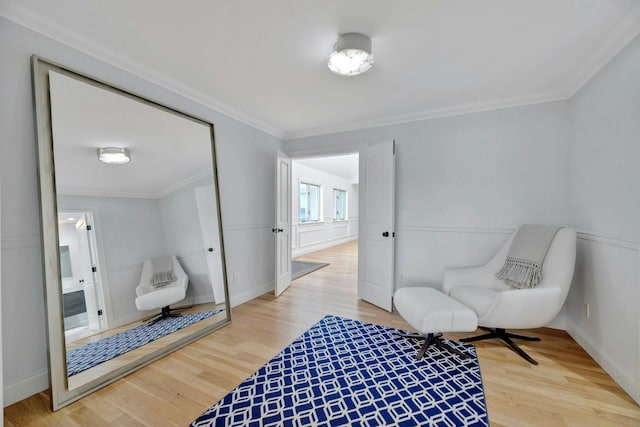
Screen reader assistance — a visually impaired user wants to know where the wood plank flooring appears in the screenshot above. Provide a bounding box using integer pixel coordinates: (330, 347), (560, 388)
(5, 240), (640, 426)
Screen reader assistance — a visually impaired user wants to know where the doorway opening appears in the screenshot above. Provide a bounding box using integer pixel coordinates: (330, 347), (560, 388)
(58, 211), (108, 343)
(291, 154), (359, 283)
(275, 141), (395, 310)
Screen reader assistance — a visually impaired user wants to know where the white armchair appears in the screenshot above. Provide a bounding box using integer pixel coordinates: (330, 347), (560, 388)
(135, 255), (189, 323)
(443, 227), (576, 364)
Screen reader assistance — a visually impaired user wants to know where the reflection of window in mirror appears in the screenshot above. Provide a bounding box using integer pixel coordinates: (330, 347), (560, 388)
(59, 245), (73, 278)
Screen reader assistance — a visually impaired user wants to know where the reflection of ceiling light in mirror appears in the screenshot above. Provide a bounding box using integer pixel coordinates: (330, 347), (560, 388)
(328, 33), (374, 76)
(97, 147), (131, 164)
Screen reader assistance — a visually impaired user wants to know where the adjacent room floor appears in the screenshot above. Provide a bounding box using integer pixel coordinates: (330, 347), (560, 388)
(5, 240), (640, 426)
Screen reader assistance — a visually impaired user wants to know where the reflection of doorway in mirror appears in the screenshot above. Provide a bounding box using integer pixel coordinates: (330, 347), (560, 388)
(58, 211), (108, 343)
(194, 185), (225, 303)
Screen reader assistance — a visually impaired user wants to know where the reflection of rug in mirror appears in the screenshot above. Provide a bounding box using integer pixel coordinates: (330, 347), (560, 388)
(292, 260), (329, 280)
(191, 315), (489, 426)
(67, 308), (225, 377)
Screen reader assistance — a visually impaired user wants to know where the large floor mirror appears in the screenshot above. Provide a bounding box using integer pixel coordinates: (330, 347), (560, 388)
(31, 56), (231, 410)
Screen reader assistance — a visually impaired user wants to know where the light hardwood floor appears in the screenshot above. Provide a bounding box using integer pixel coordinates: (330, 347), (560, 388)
(5, 240), (640, 426)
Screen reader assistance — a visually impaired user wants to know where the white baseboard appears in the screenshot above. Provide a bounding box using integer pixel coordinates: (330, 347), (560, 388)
(566, 322), (639, 404)
(293, 235), (357, 257)
(4, 370), (49, 407)
(230, 281), (274, 308)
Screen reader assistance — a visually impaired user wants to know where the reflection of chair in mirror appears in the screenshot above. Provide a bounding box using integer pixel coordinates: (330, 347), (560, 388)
(135, 255), (189, 324)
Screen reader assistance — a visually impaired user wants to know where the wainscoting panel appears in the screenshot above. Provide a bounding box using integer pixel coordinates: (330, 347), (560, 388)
(106, 264), (144, 328)
(292, 217), (358, 257)
(566, 232), (639, 404)
(1, 238), (48, 406)
(394, 225), (513, 288)
(299, 226), (326, 248)
(222, 223), (275, 305)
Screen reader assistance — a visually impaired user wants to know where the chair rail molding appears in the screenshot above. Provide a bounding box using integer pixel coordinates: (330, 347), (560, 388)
(1, 234), (41, 250)
(575, 230), (639, 251)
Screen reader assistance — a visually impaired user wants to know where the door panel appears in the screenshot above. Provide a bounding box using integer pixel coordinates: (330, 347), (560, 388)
(358, 141), (395, 311)
(195, 185), (225, 303)
(275, 151), (292, 296)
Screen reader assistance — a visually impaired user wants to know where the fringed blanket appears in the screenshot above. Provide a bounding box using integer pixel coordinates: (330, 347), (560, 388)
(496, 225), (561, 288)
(150, 255), (176, 287)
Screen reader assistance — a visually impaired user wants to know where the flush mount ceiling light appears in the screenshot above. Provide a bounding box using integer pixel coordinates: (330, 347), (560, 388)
(328, 33), (374, 76)
(97, 147), (131, 164)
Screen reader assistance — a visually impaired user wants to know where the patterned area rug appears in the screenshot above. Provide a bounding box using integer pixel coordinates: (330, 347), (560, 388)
(191, 315), (488, 426)
(67, 308), (225, 376)
(292, 260), (329, 280)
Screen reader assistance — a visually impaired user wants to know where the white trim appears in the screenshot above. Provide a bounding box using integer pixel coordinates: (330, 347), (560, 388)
(56, 188), (160, 199)
(293, 235), (357, 257)
(637, 243), (640, 403)
(222, 223), (273, 232)
(576, 230), (638, 251)
(0, 235), (40, 250)
(396, 225), (515, 235)
(394, 225), (639, 251)
(3, 4), (639, 142)
(283, 91), (568, 140)
(565, 5), (640, 98)
(566, 322), (639, 404)
(3, 370), (48, 408)
(107, 262), (144, 274)
(57, 167), (212, 199)
(229, 281), (274, 308)
(0, 7), (283, 140)
(155, 168), (212, 198)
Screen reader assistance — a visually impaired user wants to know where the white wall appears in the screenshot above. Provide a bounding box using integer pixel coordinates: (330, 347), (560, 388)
(0, 17), (281, 406)
(292, 162), (358, 256)
(284, 101), (571, 299)
(566, 33), (640, 403)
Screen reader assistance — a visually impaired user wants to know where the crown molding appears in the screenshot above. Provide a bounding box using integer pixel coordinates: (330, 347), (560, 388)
(3, 3), (640, 142)
(282, 90), (569, 140)
(57, 168), (211, 200)
(565, 4), (640, 98)
(0, 4), (285, 140)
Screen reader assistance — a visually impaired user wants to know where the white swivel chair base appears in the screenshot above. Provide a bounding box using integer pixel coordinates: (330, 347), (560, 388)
(399, 332), (471, 360)
(143, 304), (192, 324)
(461, 327), (541, 365)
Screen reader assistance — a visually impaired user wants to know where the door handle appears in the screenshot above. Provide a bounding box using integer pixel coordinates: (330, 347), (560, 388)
(278, 228), (283, 233)
(208, 248), (214, 252)
(382, 231), (389, 237)
(272, 228), (284, 233)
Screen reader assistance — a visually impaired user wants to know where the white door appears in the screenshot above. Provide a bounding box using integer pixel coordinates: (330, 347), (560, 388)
(195, 185), (225, 303)
(358, 141), (396, 311)
(275, 150), (292, 296)
(75, 215), (104, 331)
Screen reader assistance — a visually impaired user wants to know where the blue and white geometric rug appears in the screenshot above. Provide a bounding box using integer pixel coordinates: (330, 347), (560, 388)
(191, 315), (489, 426)
(67, 308), (225, 377)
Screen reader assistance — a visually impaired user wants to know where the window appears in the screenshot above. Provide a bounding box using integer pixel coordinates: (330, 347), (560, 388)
(334, 189), (347, 221)
(299, 182), (321, 222)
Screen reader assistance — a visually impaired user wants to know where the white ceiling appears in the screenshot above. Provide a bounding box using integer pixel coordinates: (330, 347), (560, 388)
(49, 71), (214, 198)
(4, 1), (640, 139)
(296, 154), (359, 183)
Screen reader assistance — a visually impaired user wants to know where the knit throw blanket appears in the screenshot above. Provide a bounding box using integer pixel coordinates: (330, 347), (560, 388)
(150, 255), (176, 287)
(496, 225), (562, 289)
